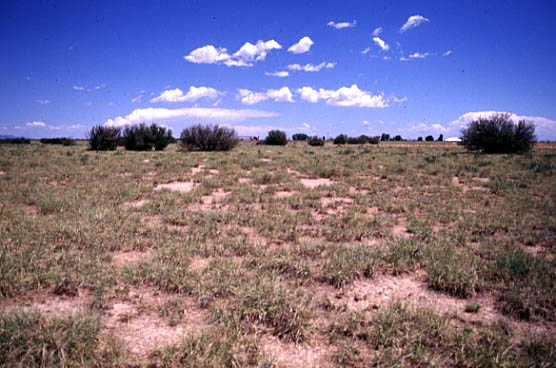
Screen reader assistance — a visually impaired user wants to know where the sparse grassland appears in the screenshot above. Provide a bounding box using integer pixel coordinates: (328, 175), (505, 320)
(1, 141), (555, 367)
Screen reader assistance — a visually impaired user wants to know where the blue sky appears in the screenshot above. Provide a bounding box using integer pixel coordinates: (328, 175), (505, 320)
(2, 0), (556, 140)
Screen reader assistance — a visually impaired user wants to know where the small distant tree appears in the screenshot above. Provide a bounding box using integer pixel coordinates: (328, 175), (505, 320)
(437, 134), (444, 142)
(149, 124), (173, 151)
(88, 125), (121, 151)
(180, 124), (238, 151)
(264, 130), (288, 145)
(307, 136), (325, 146)
(292, 133), (308, 141)
(381, 133), (390, 141)
(368, 136), (380, 144)
(393, 135), (403, 141)
(417, 137), (423, 142)
(40, 137), (76, 146)
(425, 135), (434, 142)
(461, 113), (536, 153)
(333, 134), (348, 145)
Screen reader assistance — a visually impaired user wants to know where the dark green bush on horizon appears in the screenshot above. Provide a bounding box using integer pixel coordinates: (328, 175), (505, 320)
(333, 134), (348, 145)
(292, 133), (308, 141)
(461, 113), (536, 153)
(264, 130), (288, 146)
(123, 123), (172, 151)
(0, 137), (30, 144)
(40, 137), (76, 146)
(88, 125), (121, 151)
(307, 136), (324, 146)
(180, 124), (239, 151)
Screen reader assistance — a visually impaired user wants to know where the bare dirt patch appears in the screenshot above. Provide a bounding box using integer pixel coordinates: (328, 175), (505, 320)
(473, 177), (490, 183)
(287, 168), (304, 177)
(321, 197), (353, 207)
(452, 176), (488, 193)
(300, 178), (335, 189)
(239, 177), (252, 184)
(336, 274), (501, 324)
(201, 189), (230, 205)
(260, 158), (272, 162)
(0, 170), (5, 175)
(103, 287), (208, 358)
(391, 218), (411, 239)
(122, 199), (148, 209)
(143, 159), (150, 164)
(154, 181), (196, 193)
(261, 335), (330, 368)
(142, 215), (162, 226)
(274, 191), (295, 198)
(191, 165), (205, 175)
(112, 250), (152, 267)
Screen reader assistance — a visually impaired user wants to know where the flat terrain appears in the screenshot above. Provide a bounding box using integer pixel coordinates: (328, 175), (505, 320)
(1, 141), (555, 367)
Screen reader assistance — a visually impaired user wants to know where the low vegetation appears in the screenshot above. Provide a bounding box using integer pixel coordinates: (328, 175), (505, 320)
(40, 137), (76, 146)
(179, 124), (238, 151)
(1, 139), (554, 366)
(123, 123), (173, 151)
(88, 125), (121, 151)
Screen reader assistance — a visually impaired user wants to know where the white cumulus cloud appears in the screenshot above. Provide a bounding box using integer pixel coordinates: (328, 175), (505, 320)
(443, 50), (453, 56)
(104, 107), (278, 127)
(372, 37), (390, 51)
(372, 27), (383, 36)
(265, 71), (289, 77)
(288, 36), (314, 54)
(297, 85), (387, 108)
(287, 62), (335, 72)
(185, 40), (281, 67)
(150, 86), (222, 103)
(327, 20), (356, 29)
(408, 52), (430, 59)
(237, 87), (294, 105)
(26, 121), (46, 127)
(400, 15), (430, 32)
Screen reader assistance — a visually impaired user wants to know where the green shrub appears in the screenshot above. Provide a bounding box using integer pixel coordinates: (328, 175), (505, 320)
(88, 125), (121, 151)
(437, 134), (444, 142)
(461, 113), (536, 153)
(380, 133), (390, 141)
(307, 136), (324, 146)
(292, 133), (308, 141)
(368, 136), (380, 144)
(123, 123), (172, 151)
(417, 137), (423, 142)
(179, 124), (239, 151)
(393, 135), (403, 141)
(0, 137), (30, 144)
(264, 130), (287, 145)
(40, 137), (76, 146)
(347, 135), (368, 145)
(333, 134), (348, 145)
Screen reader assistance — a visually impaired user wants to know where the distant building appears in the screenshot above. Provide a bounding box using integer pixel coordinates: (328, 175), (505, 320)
(446, 137), (462, 142)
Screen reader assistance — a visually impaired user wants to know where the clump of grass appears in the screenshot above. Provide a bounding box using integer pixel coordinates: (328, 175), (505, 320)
(158, 327), (263, 368)
(0, 311), (123, 367)
(465, 304), (481, 313)
(320, 245), (378, 288)
(425, 245), (483, 298)
(212, 277), (312, 342)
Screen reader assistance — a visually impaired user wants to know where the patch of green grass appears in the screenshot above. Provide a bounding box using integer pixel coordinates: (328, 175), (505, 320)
(0, 311), (124, 367)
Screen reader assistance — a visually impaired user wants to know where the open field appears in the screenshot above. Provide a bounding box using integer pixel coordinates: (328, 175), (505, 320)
(1, 141), (555, 367)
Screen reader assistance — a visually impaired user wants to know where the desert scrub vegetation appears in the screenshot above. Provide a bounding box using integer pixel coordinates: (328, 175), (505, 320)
(123, 123), (173, 151)
(179, 124), (239, 151)
(461, 113), (536, 153)
(40, 137), (76, 146)
(263, 129), (288, 145)
(87, 124), (121, 150)
(1, 140), (555, 366)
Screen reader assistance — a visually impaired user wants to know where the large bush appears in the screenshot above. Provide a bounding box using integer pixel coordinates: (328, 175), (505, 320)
(180, 124), (238, 151)
(333, 134), (348, 145)
(123, 123), (172, 151)
(292, 133), (308, 141)
(307, 136), (324, 146)
(264, 130), (288, 146)
(88, 125), (121, 151)
(461, 113), (536, 153)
